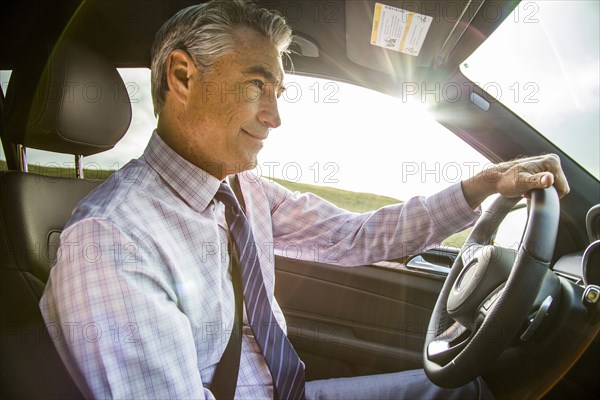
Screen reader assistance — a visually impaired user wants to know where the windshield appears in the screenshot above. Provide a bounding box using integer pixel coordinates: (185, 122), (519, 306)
(462, 1), (599, 179)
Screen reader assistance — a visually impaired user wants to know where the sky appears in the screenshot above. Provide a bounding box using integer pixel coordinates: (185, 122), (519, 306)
(463, 0), (600, 180)
(1, 1), (598, 202)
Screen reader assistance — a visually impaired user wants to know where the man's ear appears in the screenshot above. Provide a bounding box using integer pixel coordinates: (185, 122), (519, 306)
(165, 50), (198, 106)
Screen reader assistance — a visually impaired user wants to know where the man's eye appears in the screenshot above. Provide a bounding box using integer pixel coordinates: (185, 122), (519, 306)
(250, 80), (264, 90)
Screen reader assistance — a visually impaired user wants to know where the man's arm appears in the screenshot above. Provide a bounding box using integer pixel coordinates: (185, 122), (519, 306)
(261, 177), (479, 266)
(461, 154), (570, 209)
(259, 154), (569, 267)
(40, 218), (212, 399)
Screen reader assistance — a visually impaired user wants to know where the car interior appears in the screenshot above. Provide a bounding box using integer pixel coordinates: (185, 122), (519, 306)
(1, 1), (599, 399)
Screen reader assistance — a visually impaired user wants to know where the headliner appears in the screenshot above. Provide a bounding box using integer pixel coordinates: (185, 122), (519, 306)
(1, 0), (517, 95)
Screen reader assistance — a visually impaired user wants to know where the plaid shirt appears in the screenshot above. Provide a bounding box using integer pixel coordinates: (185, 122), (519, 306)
(40, 131), (479, 399)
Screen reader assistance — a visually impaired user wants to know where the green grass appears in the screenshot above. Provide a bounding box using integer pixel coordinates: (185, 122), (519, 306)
(1, 160), (468, 247)
(269, 177), (402, 213)
(272, 177), (470, 247)
(442, 229), (471, 248)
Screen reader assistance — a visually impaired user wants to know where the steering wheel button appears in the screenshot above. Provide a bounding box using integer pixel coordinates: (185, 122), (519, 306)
(583, 285), (600, 304)
(483, 299), (493, 310)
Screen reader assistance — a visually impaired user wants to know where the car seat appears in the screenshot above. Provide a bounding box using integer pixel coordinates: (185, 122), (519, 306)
(0, 38), (131, 399)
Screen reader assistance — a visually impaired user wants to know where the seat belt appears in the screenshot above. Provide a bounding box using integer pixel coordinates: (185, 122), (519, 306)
(210, 175), (246, 399)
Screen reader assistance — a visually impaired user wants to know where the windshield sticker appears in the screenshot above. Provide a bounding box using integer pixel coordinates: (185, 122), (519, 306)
(371, 3), (432, 56)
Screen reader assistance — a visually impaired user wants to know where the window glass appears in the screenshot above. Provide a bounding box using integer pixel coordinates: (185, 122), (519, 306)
(25, 69), (489, 211)
(462, 1), (600, 179)
(261, 75), (490, 203)
(0, 68), (494, 249)
(494, 200), (528, 251)
(0, 70), (10, 93)
(259, 75), (491, 249)
(0, 70), (11, 169)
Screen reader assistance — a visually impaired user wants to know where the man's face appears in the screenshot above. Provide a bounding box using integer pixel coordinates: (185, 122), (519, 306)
(179, 26), (285, 177)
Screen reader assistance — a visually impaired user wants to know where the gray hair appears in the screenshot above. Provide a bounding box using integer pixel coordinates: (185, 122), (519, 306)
(150, 0), (292, 116)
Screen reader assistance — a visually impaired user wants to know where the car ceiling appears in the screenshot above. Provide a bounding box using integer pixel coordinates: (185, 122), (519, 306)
(1, 0), (516, 96)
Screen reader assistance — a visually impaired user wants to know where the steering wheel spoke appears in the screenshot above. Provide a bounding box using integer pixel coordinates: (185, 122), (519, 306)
(460, 243), (484, 268)
(427, 321), (471, 365)
(477, 285), (505, 320)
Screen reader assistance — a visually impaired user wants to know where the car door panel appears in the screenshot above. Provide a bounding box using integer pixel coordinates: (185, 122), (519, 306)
(274, 249), (458, 380)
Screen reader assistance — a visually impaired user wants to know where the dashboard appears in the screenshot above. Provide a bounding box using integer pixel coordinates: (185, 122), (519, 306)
(554, 204), (600, 289)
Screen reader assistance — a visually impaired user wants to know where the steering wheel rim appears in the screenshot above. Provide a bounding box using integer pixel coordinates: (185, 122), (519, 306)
(423, 188), (560, 388)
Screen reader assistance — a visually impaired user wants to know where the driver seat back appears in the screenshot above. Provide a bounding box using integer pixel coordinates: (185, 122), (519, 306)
(0, 39), (131, 398)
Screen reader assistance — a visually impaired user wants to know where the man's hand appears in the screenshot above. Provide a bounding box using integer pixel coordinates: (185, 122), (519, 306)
(462, 154), (570, 209)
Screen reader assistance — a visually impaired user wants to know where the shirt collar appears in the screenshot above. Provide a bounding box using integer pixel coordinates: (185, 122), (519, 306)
(142, 130), (221, 213)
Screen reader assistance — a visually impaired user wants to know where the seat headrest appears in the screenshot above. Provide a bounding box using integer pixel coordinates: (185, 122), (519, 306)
(3, 39), (132, 156)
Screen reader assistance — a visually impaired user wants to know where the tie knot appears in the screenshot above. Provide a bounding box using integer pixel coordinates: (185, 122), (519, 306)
(215, 182), (241, 211)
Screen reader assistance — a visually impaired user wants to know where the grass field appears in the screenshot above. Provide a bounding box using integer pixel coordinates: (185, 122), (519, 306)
(1, 160), (469, 247)
(268, 177), (402, 213)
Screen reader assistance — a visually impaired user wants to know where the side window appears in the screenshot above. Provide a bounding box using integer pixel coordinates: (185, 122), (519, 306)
(494, 200), (528, 250)
(261, 75), (491, 249)
(0, 70), (12, 171)
(0, 70), (9, 92)
(0, 69), (494, 251)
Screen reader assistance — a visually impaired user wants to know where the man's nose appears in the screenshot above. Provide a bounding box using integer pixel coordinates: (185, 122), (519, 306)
(258, 93), (281, 129)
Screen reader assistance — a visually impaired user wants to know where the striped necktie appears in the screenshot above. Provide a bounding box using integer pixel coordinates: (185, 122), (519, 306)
(216, 182), (306, 400)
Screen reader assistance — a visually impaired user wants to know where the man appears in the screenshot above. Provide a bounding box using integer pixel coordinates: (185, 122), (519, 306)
(40, 0), (569, 399)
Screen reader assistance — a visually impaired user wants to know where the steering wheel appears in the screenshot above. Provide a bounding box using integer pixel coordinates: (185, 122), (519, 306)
(423, 187), (560, 388)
